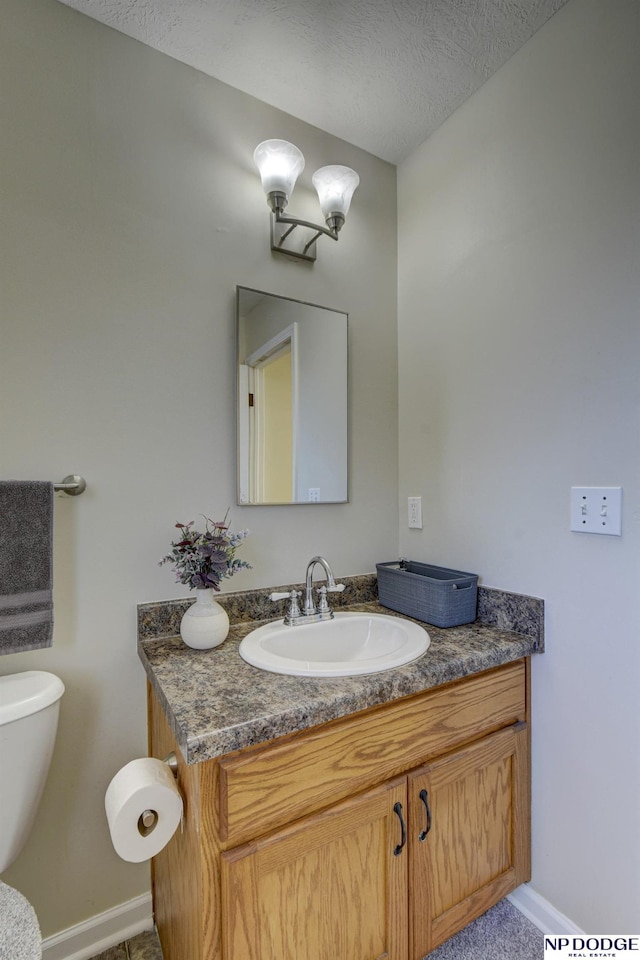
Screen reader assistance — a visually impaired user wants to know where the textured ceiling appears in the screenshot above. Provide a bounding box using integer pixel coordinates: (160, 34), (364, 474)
(57, 0), (568, 163)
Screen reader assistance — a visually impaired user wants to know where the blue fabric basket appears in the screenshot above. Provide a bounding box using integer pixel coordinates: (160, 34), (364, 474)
(376, 560), (478, 628)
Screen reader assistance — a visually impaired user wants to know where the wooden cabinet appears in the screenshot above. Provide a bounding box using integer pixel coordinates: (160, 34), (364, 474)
(148, 658), (530, 960)
(221, 778), (408, 960)
(408, 722), (529, 957)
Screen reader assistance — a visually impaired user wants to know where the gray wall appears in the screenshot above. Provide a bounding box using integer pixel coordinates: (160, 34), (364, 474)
(1, 0), (397, 937)
(4, 0), (638, 943)
(398, 0), (640, 932)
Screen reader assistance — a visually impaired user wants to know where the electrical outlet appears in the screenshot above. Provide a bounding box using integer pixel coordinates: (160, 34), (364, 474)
(308, 488), (320, 502)
(570, 486), (622, 536)
(408, 496), (422, 529)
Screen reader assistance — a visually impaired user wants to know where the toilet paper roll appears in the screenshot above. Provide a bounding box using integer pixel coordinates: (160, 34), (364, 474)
(105, 758), (183, 863)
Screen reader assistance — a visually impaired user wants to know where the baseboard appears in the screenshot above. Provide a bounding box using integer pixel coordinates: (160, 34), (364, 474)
(41, 892), (153, 960)
(508, 884), (585, 936)
(39, 883), (580, 957)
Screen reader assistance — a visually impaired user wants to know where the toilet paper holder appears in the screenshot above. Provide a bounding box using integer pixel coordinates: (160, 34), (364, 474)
(137, 752), (179, 838)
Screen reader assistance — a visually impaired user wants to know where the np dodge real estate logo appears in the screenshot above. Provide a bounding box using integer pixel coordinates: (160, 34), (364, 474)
(544, 937), (640, 959)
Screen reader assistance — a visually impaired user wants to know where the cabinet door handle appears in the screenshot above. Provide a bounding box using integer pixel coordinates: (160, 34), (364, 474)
(418, 789), (432, 841)
(393, 801), (407, 856)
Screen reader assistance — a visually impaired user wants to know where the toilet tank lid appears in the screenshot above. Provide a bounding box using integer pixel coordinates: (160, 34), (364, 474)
(0, 671), (65, 725)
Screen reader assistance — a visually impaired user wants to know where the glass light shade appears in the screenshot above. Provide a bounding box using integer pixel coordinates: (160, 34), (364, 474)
(253, 140), (305, 204)
(312, 165), (360, 222)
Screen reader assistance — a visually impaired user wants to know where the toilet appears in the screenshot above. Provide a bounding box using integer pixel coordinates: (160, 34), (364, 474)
(0, 670), (65, 959)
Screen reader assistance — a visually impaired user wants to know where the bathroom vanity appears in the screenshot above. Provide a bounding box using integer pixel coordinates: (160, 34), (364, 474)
(138, 578), (542, 960)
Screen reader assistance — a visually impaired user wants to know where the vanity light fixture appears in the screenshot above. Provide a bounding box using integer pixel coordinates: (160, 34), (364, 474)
(253, 139), (360, 263)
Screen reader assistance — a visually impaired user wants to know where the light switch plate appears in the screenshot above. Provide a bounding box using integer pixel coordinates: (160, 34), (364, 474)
(570, 486), (622, 536)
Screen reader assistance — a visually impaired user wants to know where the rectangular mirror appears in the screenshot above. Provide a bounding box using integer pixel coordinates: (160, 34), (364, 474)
(236, 286), (348, 505)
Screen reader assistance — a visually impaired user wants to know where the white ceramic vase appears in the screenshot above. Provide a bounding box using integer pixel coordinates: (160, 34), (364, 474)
(180, 589), (230, 650)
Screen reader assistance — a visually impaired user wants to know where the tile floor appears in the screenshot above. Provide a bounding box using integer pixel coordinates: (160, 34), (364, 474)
(89, 928), (163, 960)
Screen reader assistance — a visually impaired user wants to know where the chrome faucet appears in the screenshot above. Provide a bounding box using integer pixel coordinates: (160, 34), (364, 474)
(269, 555), (345, 625)
(304, 557), (344, 620)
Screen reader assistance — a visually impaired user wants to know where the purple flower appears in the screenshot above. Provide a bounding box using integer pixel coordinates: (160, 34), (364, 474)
(159, 512), (251, 591)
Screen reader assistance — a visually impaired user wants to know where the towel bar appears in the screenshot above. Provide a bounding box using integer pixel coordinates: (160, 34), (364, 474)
(54, 475), (86, 496)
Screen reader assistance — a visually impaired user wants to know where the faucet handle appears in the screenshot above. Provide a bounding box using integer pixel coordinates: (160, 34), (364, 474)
(316, 585), (330, 614)
(326, 582), (346, 593)
(270, 589), (302, 624)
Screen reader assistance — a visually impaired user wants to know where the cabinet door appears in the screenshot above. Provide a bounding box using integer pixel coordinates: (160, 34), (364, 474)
(409, 722), (529, 958)
(221, 777), (409, 960)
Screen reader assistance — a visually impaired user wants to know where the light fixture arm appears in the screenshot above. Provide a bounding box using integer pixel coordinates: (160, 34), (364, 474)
(274, 209), (341, 253)
(269, 210), (340, 262)
(267, 191), (344, 253)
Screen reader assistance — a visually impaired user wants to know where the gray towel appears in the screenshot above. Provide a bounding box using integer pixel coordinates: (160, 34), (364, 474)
(0, 481), (54, 654)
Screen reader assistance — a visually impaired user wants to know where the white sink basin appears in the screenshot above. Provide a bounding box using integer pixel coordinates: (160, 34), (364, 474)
(239, 612), (430, 677)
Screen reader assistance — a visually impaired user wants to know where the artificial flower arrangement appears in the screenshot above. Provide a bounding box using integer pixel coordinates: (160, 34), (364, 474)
(159, 513), (251, 591)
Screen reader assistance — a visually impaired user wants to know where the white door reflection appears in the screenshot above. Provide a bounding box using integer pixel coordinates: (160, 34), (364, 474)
(240, 323), (298, 504)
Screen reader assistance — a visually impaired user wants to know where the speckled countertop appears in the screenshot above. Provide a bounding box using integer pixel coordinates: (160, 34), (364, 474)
(138, 575), (543, 765)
